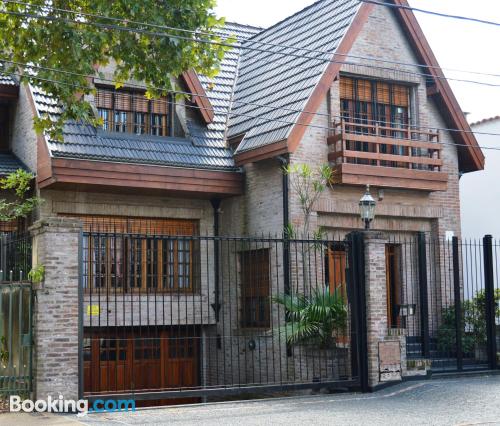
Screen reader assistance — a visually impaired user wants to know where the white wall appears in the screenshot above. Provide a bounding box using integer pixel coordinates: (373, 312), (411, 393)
(460, 118), (500, 238)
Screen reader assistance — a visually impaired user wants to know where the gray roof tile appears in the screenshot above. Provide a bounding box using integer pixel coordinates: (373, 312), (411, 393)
(228, 0), (360, 153)
(0, 153), (28, 175)
(30, 23), (261, 171)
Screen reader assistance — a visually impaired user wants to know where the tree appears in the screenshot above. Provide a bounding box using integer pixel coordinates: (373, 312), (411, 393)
(283, 163), (333, 238)
(0, 1), (230, 139)
(0, 169), (41, 222)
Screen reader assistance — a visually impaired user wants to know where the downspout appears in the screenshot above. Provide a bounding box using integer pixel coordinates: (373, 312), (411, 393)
(210, 198), (221, 321)
(277, 155), (290, 295)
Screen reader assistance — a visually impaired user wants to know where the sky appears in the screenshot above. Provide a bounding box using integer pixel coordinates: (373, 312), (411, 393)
(215, 0), (500, 124)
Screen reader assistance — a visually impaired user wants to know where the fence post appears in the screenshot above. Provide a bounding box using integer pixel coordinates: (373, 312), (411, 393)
(417, 232), (430, 358)
(452, 236), (463, 371)
(483, 234), (497, 370)
(347, 231), (368, 392)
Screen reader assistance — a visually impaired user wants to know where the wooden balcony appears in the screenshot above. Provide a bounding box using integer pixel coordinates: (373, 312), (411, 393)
(328, 120), (448, 191)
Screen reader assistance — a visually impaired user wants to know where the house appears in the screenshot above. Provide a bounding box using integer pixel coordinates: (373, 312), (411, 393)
(460, 116), (500, 238)
(0, 0), (486, 404)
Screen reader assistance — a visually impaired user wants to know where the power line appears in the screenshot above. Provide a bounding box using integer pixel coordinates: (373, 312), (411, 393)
(5, 0), (500, 80)
(5, 68), (499, 154)
(4, 57), (499, 141)
(359, 0), (500, 28)
(3, 8), (500, 91)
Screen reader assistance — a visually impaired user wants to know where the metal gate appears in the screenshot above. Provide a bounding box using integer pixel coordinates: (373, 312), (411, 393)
(393, 233), (499, 373)
(79, 226), (365, 403)
(0, 231), (33, 396)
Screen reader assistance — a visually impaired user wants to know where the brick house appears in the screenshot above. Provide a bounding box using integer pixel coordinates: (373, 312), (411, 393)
(0, 0), (485, 403)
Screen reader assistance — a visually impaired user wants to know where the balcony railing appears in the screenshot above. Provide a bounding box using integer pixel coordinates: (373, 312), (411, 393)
(328, 120), (448, 191)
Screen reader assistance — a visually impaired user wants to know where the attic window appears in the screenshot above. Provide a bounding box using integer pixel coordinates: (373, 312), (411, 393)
(95, 88), (174, 137)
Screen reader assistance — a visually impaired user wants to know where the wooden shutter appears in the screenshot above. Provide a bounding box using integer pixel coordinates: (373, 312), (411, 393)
(133, 95), (149, 113)
(392, 84), (409, 107)
(339, 76), (354, 100)
(115, 92), (132, 111)
(151, 97), (168, 115)
(376, 82), (390, 104)
(96, 89), (113, 109)
(356, 79), (372, 102)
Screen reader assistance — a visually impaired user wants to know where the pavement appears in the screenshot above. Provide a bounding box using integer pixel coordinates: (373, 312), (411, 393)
(2, 374), (500, 426)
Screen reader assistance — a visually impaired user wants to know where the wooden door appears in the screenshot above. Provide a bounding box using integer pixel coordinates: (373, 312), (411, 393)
(326, 247), (347, 298)
(83, 328), (200, 405)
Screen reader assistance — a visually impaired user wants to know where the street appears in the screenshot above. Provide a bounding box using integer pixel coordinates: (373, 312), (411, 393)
(3, 374), (500, 426)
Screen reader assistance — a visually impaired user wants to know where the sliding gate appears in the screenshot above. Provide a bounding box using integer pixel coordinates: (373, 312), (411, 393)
(79, 227), (366, 403)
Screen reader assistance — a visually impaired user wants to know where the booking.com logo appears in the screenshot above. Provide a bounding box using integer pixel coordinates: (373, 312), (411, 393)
(9, 395), (136, 414)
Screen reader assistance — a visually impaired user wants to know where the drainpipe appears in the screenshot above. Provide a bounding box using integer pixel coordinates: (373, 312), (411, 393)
(277, 155), (290, 295)
(210, 198), (221, 321)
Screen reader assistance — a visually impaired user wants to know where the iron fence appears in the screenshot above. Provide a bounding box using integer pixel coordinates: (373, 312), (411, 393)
(0, 232), (32, 283)
(79, 231), (363, 402)
(392, 233), (499, 372)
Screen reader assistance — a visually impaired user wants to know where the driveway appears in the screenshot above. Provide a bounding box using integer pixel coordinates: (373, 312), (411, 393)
(3, 374), (500, 426)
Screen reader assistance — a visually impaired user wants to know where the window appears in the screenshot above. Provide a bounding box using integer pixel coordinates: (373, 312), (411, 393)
(95, 88), (172, 137)
(340, 76), (410, 129)
(240, 249), (270, 329)
(73, 215), (199, 293)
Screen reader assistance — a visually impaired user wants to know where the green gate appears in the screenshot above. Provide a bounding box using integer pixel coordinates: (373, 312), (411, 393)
(0, 283), (32, 396)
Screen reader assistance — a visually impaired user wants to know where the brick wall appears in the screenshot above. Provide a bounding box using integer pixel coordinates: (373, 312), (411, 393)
(11, 85), (37, 172)
(31, 217), (82, 400)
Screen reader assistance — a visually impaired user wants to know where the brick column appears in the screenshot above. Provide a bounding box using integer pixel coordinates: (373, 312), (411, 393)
(30, 217), (82, 400)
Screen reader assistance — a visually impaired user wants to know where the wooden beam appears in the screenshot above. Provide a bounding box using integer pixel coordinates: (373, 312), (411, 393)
(40, 158), (244, 197)
(182, 70), (215, 124)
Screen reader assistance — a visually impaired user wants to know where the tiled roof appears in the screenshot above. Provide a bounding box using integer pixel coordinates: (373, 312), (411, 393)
(228, 0), (360, 153)
(0, 75), (17, 86)
(31, 22), (261, 171)
(0, 153), (28, 175)
(470, 116), (500, 127)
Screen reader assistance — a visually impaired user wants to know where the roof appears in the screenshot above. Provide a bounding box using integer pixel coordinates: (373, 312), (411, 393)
(0, 152), (28, 175)
(227, 0), (361, 153)
(470, 116), (500, 127)
(31, 22), (261, 172)
(0, 75), (17, 86)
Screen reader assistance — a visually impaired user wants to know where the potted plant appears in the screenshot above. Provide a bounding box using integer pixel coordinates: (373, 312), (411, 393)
(274, 289), (348, 382)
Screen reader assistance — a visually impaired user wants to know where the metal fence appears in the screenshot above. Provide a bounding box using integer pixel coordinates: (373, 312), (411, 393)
(79, 231), (364, 402)
(392, 233), (499, 372)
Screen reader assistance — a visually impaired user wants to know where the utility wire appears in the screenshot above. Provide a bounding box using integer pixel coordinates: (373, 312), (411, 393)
(3, 57), (498, 141)
(5, 68), (499, 153)
(4, 0), (500, 79)
(359, 0), (500, 28)
(2, 8), (500, 90)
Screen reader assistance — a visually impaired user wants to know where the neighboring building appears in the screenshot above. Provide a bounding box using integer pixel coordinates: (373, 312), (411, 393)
(0, 0), (486, 404)
(460, 116), (500, 238)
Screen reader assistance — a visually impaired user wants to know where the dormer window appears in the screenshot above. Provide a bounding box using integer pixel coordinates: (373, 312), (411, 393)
(95, 88), (172, 137)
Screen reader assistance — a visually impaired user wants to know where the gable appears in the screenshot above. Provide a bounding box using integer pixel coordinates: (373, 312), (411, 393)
(230, 0), (483, 173)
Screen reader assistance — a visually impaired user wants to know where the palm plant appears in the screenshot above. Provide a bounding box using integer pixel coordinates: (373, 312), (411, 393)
(274, 289), (347, 349)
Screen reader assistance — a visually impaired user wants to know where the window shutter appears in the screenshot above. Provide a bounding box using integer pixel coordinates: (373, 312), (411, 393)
(133, 95), (149, 113)
(115, 92), (132, 111)
(339, 77), (354, 100)
(392, 84), (409, 107)
(151, 97), (168, 115)
(356, 79), (372, 102)
(376, 82), (390, 104)
(96, 90), (113, 109)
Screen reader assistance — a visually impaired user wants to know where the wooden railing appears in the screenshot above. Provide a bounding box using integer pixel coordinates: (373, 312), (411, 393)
(328, 120), (442, 171)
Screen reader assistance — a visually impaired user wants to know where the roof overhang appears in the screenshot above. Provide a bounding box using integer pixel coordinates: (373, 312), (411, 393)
(0, 84), (18, 100)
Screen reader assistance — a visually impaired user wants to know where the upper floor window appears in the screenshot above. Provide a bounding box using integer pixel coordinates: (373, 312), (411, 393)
(340, 76), (411, 131)
(95, 88), (171, 137)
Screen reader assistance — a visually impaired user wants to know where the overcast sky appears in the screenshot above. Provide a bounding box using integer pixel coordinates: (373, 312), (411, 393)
(215, 0), (500, 124)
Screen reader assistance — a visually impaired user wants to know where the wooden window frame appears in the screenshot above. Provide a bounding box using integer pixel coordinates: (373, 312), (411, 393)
(96, 87), (171, 137)
(240, 248), (271, 329)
